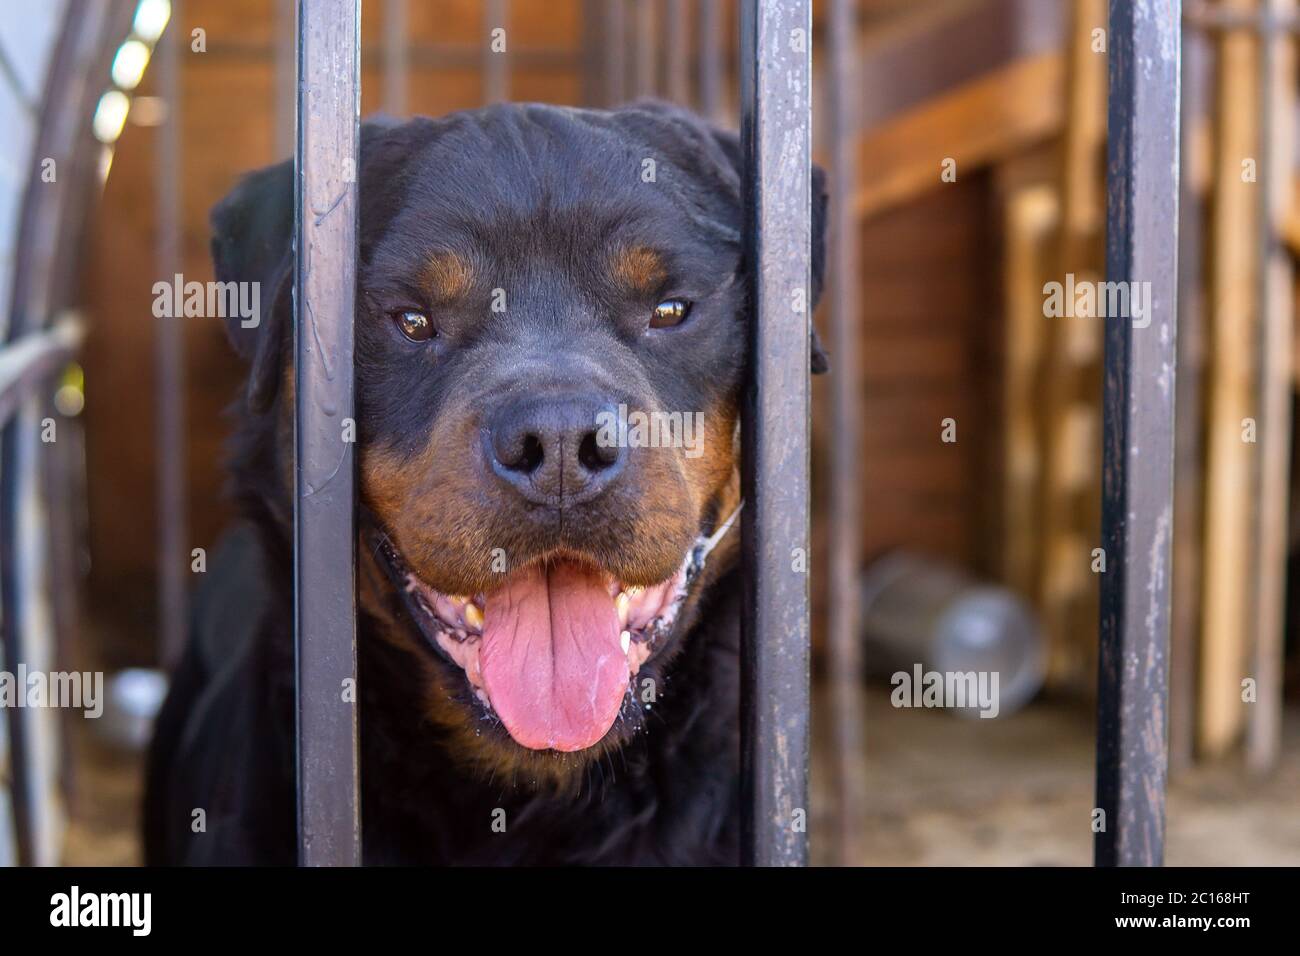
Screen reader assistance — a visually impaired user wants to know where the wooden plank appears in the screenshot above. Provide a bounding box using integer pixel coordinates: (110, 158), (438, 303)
(854, 0), (1064, 133)
(1170, 23), (1212, 776)
(1036, 0), (1107, 688)
(853, 53), (1064, 219)
(997, 182), (1057, 598)
(1200, 0), (1259, 758)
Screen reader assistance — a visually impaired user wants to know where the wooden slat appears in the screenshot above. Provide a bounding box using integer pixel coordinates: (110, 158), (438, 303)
(1200, 0), (1259, 758)
(853, 53), (1064, 219)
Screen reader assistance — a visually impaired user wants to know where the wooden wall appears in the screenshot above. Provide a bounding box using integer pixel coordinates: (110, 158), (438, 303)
(813, 172), (1000, 645)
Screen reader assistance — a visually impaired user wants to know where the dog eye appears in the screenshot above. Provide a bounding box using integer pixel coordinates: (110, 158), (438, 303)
(650, 298), (691, 329)
(393, 310), (435, 342)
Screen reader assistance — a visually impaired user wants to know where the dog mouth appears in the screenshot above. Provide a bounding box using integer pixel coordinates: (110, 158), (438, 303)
(371, 511), (739, 753)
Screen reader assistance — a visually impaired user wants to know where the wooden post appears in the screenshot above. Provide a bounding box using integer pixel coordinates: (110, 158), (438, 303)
(1200, 0), (1259, 758)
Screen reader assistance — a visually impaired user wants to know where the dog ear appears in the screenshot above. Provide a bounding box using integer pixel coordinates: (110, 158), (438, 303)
(210, 160), (294, 413)
(618, 101), (829, 374)
(210, 119), (418, 413)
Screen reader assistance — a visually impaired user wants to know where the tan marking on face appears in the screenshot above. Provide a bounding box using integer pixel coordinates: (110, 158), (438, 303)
(422, 251), (473, 302)
(611, 245), (667, 296)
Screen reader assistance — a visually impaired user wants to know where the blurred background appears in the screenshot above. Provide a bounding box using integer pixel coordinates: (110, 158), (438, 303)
(2, 0), (1299, 866)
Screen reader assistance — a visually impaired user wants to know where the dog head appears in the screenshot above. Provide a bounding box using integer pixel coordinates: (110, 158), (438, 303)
(211, 102), (827, 783)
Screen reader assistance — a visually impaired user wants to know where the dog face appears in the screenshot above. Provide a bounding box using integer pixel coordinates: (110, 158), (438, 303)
(211, 103), (826, 782)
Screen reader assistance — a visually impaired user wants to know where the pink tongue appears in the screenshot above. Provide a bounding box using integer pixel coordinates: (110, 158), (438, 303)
(479, 561), (628, 752)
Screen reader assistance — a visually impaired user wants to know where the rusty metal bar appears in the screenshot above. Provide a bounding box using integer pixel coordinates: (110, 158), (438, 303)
(294, 0), (361, 867)
(483, 0), (508, 104)
(383, 0), (408, 115)
(155, 0), (187, 671)
(697, 0), (722, 119)
(1094, 0), (1180, 868)
(739, 0), (812, 868)
(825, 0), (866, 867)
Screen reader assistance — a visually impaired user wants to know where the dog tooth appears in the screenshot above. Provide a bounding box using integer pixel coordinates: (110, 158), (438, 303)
(616, 591), (630, 624)
(620, 630), (631, 654)
(464, 602), (484, 630)
(626, 585), (644, 596)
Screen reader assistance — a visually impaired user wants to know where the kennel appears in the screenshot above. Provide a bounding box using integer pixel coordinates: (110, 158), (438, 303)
(0, 0), (1192, 867)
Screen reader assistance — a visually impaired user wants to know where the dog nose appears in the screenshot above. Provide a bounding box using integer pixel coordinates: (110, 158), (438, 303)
(484, 393), (626, 505)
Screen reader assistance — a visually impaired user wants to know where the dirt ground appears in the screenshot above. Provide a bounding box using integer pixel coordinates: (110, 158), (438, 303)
(61, 685), (1300, 866)
(811, 691), (1300, 866)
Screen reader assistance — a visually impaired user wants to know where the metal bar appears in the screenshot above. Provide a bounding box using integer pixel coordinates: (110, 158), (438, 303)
(0, 417), (33, 865)
(605, 0), (627, 105)
(633, 0), (656, 98)
(0, 321), (84, 427)
(1094, 0), (1180, 868)
(579, 0), (606, 106)
(1248, 0), (1295, 773)
(664, 0), (688, 103)
(383, 0), (408, 115)
(483, 0), (509, 104)
(294, 0), (361, 867)
(0, 0), (119, 867)
(825, 0), (866, 867)
(697, 0), (721, 119)
(155, 3), (187, 671)
(739, 0), (812, 869)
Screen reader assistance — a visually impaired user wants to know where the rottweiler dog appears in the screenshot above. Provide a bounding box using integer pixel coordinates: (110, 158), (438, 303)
(144, 102), (826, 865)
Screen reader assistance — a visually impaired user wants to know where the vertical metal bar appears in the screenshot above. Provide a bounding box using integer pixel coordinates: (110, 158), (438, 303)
(483, 0), (509, 104)
(580, 0), (606, 107)
(1094, 0), (1180, 868)
(0, 0), (120, 868)
(0, 422), (33, 865)
(156, 0), (187, 671)
(825, 0), (866, 867)
(664, 0), (688, 103)
(294, 0), (361, 867)
(739, 0), (812, 868)
(605, 0), (627, 105)
(276, 0), (296, 157)
(633, 0), (657, 98)
(383, 0), (408, 116)
(1248, 0), (1294, 774)
(697, 0), (721, 119)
